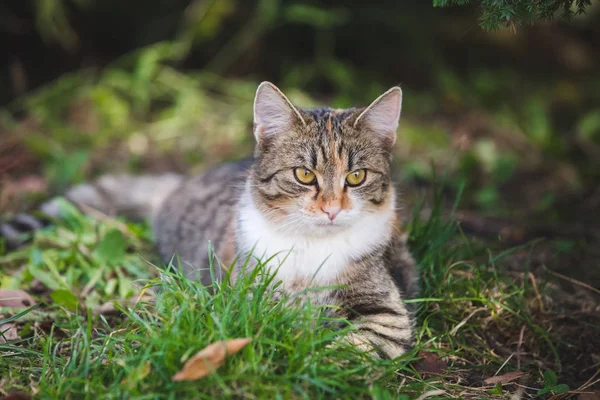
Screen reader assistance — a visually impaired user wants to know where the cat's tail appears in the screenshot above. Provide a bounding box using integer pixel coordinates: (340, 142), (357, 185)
(0, 173), (183, 249)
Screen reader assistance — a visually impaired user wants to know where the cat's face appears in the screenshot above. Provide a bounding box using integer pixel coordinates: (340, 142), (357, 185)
(250, 83), (402, 236)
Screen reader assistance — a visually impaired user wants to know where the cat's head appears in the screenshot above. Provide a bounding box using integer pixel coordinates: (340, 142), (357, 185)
(250, 82), (402, 236)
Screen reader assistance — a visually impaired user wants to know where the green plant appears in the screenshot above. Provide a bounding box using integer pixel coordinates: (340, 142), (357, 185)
(537, 370), (570, 396)
(434, 0), (594, 30)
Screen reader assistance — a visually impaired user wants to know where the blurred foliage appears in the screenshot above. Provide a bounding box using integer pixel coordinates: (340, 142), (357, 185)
(1, 0), (599, 232)
(4, 0), (597, 102)
(435, 0), (595, 30)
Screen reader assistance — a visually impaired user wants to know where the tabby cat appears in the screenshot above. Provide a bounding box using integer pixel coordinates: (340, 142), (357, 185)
(1, 82), (419, 358)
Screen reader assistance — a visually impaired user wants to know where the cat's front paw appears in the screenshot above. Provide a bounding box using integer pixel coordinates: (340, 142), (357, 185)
(322, 331), (379, 363)
(327, 330), (409, 360)
(337, 331), (377, 354)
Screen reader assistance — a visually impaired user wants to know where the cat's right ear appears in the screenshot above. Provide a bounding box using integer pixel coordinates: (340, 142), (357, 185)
(354, 86), (402, 147)
(253, 82), (305, 143)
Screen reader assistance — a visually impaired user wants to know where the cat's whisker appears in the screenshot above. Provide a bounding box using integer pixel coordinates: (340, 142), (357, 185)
(276, 215), (307, 232)
(273, 216), (304, 234)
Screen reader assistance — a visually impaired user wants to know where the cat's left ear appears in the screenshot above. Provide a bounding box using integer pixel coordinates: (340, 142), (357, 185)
(354, 87), (402, 146)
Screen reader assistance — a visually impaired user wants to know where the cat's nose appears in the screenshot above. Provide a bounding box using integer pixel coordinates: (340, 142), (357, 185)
(321, 205), (342, 221)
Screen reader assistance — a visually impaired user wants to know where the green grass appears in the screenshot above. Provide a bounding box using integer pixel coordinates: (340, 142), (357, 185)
(0, 188), (573, 399)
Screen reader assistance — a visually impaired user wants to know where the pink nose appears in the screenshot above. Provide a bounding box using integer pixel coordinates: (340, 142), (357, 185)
(321, 205), (342, 221)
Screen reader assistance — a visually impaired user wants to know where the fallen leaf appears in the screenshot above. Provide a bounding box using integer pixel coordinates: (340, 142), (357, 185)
(0, 323), (20, 343)
(483, 371), (529, 385)
(172, 338), (251, 381)
(414, 351), (447, 376)
(0, 392), (32, 400)
(0, 175), (47, 210)
(0, 290), (36, 308)
(579, 391), (600, 400)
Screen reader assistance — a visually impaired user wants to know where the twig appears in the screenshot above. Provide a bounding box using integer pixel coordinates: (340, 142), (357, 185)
(494, 353), (514, 376)
(547, 270), (600, 296)
(582, 361), (600, 374)
(528, 272), (545, 313)
(450, 307), (486, 336)
(580, 378), (600, 392)
(517, 325), (526, 371)
(510, 385), (525, 400)
(415, 390), (446, 400)
(73, 201), (132, 236)
(578, 368), (600, 391)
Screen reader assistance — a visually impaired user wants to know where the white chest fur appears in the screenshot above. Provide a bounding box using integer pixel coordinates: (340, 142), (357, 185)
(236, 189), (395, 286)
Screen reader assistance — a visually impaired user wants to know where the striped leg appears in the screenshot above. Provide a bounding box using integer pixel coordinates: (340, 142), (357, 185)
(339, 280), (414, 359)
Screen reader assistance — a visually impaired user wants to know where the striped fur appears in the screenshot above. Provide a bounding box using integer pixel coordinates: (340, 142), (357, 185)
(1, 173), (183, 249)
(0, 82), (419, 359)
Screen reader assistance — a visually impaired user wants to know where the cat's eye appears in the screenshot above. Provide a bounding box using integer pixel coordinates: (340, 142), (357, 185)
(345, 169), (367, 187)
(294, 168), (317, 185)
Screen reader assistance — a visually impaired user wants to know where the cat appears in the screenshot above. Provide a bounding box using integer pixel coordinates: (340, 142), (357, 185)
(1, 82), (419, 358)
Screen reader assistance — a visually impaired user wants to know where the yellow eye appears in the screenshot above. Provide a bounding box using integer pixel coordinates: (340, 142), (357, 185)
(346, 169), (367, 187)
(294, 168), (317, 185)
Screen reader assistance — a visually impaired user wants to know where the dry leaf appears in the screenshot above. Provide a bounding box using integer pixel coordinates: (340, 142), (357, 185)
(483, 371), (528, 385)
(0, 176), (47, 210)
(0, 323), (20, 343)
(414, 351), (447, 376)
(579, 391), (600, 400)
(172, 338), (251, 382)
(0, 393), (33, 400)
(0, 290), (36, 308)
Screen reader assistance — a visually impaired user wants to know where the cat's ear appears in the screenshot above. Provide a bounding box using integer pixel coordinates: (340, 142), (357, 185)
(253, 81), (306, 143)
(354, 86), (402, 146)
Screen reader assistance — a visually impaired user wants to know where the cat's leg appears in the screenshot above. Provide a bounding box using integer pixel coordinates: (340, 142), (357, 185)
(338, 281), (414, 359)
